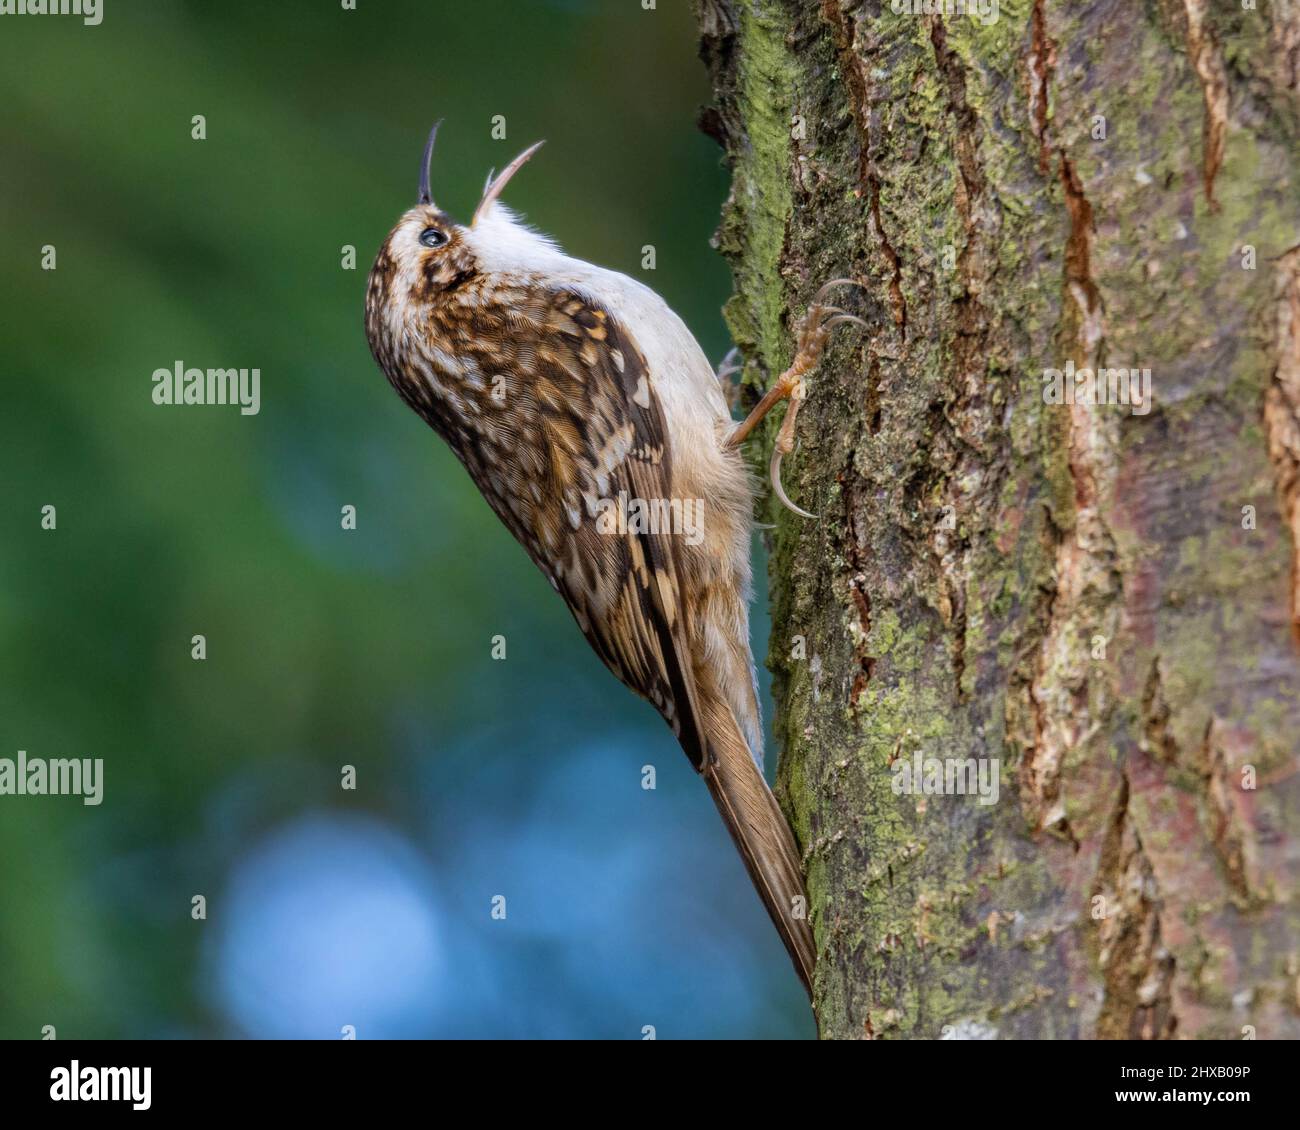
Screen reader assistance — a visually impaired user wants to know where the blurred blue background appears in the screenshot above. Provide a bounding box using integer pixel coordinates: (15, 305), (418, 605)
(0, 0), (812, 1037)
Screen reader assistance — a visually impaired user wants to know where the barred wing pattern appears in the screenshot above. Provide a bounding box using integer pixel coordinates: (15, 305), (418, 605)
(434, 287), (709, 770)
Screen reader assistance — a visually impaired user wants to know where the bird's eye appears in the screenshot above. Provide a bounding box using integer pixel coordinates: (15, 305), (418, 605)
(419, 227), (448, 248)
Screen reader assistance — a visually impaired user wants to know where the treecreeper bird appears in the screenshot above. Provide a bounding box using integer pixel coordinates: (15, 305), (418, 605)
(364, 124), (863, 999)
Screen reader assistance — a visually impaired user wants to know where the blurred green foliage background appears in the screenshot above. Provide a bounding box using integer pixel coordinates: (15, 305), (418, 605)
(0, 0), (812, 1037)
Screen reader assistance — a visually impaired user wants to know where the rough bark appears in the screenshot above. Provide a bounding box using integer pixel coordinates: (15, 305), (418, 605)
(696, 0), (1300, 1039)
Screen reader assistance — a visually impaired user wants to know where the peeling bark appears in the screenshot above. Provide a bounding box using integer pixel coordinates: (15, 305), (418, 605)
(697, 0), (1300, 1039)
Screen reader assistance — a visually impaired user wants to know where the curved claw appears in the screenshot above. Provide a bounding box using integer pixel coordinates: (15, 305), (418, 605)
(812, 278), (867, 306)
(821, 313), (871, 332)
(770, 443), (818, 520)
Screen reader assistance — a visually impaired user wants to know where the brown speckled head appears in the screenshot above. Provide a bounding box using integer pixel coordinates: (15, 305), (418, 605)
(365, 124), (546, 331)
(369, 127), (534, 386)
(364, 124), (556, 442)
(369, 204), (479, 306)
(365, 124), (477, 312)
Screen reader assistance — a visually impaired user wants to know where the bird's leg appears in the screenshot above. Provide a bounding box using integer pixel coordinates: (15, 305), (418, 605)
(723, 280), (867, 518)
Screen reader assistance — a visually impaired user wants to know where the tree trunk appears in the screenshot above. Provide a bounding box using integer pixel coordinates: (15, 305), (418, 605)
(696, 0), (1300, 1039)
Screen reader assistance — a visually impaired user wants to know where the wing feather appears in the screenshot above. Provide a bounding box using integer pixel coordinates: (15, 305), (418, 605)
(456, 288), (708, 768)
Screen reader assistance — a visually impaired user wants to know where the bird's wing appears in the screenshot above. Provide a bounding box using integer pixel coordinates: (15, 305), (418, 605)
(459, 287), (710, 768)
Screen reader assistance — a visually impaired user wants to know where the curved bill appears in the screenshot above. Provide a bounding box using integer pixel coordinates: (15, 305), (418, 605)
(471, 140), (545, 227)
(418, 120), (443, 205)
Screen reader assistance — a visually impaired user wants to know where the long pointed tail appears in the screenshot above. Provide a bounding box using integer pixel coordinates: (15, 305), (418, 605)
(697, 695), (816, 998)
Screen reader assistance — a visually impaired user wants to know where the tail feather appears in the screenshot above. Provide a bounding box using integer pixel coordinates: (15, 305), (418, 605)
(698, 695), (816, 998)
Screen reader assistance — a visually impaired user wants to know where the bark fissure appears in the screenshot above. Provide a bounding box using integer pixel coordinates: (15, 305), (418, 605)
(1093, 773), (1179, 1039)
(1270, 0), (1300, 99)
(1264, 246), (1300, 645)
(1181, 0), (1230, 207)
(1016, 16), (1122, 848)
(819, 0), (908, 337)
(926, 14), (1001, 701)
(1028, 0), (1056, 176)
(1139, 659), (1256, 902)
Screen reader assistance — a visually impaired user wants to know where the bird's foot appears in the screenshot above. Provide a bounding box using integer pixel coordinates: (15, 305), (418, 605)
(723, 279), (867, 518)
